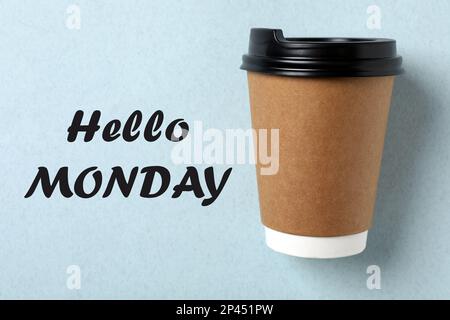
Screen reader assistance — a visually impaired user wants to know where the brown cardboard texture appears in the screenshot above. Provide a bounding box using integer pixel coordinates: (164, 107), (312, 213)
(247, 72), (395, 237)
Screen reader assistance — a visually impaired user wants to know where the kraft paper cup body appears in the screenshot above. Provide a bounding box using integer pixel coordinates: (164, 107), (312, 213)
(241, 29), (402, 258)
(247, 73), (395, 258)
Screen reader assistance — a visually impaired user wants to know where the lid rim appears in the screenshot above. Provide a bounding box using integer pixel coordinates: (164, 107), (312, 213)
(242, 28), (403, 77)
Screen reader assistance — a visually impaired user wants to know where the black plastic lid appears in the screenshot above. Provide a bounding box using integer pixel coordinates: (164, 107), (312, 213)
(241, 28), (403, 77)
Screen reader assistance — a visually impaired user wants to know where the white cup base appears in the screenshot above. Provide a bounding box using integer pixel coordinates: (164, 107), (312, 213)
(264, 227), (368, 259)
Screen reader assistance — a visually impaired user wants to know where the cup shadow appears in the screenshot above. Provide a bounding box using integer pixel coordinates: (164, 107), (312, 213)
(286, 70), (435, 292)
(365, 71), (434, 263)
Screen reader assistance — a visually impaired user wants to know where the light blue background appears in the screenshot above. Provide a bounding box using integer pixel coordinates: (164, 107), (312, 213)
(0, 0), (449, 299)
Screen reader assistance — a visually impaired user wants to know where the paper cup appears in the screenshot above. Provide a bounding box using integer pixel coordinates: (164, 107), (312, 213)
(241, 29), (403, 258)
